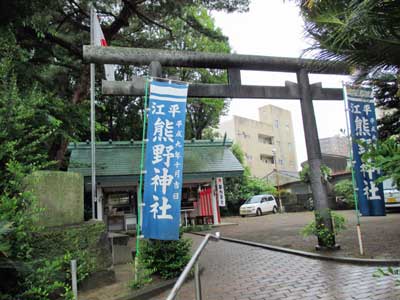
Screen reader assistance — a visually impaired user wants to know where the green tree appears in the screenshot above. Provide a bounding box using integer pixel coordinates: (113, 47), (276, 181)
(362, 137), (400, 187)
(0, 43), (64, 190)
(296, 0), (400, 69)
(0, 50), (62, 297)
(163, 7), (231, 139)
(299, 163), (332, 185)
(2, 0), (249, 164)
(295, 0), (400, 139)
(96, 7), (232, 141)
(202, 128), (221, 140)
(296, 0), (400, 198)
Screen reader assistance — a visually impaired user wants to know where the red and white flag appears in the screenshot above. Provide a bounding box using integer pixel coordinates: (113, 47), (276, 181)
(92, 9), (116, 81)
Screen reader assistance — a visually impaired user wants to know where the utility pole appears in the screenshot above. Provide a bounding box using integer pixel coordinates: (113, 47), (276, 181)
(272, 148), (283, 213)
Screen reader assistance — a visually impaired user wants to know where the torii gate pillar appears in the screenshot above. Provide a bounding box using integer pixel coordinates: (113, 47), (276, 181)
(297, 68), (335, 247)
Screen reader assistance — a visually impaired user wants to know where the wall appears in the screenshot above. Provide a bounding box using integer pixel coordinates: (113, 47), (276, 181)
(259, 105), (298, 172)
(233, 115), (276, 178)
(219, 104), (298, 178)
(30, 221), (115, 290)
(218, 118), (236, 141)
(25, 171), (84, 227)
(320, 135), (349, 157)
(220, 116), (275, 177)
(31, 221), (112, 271)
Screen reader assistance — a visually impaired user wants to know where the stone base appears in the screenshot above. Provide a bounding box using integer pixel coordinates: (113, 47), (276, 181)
(315, 244), (341, 251)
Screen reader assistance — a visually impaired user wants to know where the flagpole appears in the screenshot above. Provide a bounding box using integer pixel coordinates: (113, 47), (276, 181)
(342, 82), (364, 255)
(90, 4), (96, 220)
(135, 77), (150, 278)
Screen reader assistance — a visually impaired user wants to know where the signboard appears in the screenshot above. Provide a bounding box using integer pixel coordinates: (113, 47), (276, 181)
(142, 80), (189, 240)
(346, 86), (385, 216)
(216, 177), (226, 207)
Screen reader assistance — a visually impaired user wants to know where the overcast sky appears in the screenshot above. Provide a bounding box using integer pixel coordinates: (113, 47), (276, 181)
(212, 0), (350, 169)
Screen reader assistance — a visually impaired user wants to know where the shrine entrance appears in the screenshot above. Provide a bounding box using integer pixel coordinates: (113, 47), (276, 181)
(83, 45), (350, 247)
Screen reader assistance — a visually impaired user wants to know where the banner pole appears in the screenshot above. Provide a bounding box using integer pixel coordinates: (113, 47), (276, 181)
(90, 4), (96, 220)
(342, 82), (364, 255)
(135, 77), (150, 280)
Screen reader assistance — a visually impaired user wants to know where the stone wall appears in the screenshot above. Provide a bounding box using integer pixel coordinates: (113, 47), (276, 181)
(25, 171), (83, 227)
(31, 221), (113, 272)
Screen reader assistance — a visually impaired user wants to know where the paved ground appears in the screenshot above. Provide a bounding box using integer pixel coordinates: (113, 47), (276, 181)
(154, 235), (400, 300)
(207, 210), (400, 259)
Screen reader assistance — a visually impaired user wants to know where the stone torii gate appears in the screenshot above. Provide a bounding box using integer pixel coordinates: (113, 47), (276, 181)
(83, 45), (350, 247)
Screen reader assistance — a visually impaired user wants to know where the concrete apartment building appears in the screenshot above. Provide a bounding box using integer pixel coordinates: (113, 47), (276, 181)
(219, 105), (298, 178)
(319, 135), (349, 157)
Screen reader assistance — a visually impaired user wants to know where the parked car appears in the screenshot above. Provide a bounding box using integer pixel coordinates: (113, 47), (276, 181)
(383, 179), (400, 210)
(239, 194), (278, 217)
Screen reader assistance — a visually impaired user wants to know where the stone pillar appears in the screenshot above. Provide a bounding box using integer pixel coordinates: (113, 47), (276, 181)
(297, 69), (335, 247)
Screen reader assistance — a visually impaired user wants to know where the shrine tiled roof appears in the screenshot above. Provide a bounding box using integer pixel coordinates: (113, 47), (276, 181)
(68, 140), (244, 183)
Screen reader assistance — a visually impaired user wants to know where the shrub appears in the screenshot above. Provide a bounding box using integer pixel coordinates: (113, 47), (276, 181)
(334, 180), (355, 208)
(19, 227), (101, 300)
(301, 211), (346, 247)
(20, 249), (95, 300)
(139, 237), (192, 279)
(373, 267), (400, 287)
(130, 260), (154, 290)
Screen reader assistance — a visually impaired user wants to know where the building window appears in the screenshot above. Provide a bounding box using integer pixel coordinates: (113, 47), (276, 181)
(260, 154), (274, 164)
(279, 159), (284, 166)
(245, 153), (253, 161)
(274, 120), (279, 128)
(242, 131), (250, 139)
(258, 134), (273, 144)
(288, 142), (292, 151)
(286, 123), (290, 130)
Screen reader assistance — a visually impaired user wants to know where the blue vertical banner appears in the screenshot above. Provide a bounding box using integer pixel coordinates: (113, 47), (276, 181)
(142, 80), (188, 240)
(346, 86), (385, 216)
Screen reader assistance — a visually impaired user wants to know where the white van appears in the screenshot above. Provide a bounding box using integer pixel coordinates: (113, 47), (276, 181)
(240, 194), (278, 217)
(383, 178), (400, 209)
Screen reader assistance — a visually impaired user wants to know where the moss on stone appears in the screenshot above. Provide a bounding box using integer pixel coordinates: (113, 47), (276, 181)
(31, 221), (112, 271)
(25, 171), (84, 227)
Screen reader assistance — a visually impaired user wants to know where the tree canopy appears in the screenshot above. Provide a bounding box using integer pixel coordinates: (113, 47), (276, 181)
(296, 0), (400, 139)
(0, 2), (251, 298)
(299, 163), (332, 184)
(297, 0), (400, 70)
(1, 0), (249, 166)
(296, 0), (400, 186)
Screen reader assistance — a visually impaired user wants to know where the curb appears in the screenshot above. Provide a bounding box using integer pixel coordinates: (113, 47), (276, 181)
(212, 222), (238, 228)
(115, 278), (176, 300)
(115, 267), (205, 300)
(190, 232), (400, 266)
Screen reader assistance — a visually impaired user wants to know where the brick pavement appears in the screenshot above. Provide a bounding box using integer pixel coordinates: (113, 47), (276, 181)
(154, 235), (400, 300)
(211, 211), (400, 259)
